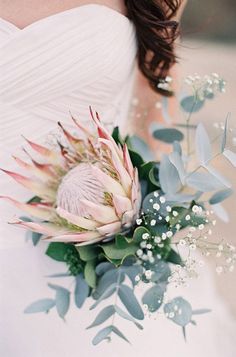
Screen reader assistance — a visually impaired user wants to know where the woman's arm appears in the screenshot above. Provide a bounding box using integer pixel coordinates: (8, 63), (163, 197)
(129, 0), (188, 157)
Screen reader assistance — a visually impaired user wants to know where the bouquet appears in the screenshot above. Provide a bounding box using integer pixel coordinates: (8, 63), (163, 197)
(2, 73), (236, 345)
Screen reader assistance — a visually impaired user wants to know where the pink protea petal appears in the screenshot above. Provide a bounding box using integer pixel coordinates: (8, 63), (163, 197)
(0, 196), (54, 220)
(112, 194), (132, 218)
(79, 199), (118, 224)
(90, 166), (126, 197)
(123, 144), (134, 179)
(99, 138), (132, 195)
(96, 221), (121, 236)
(1, 169), (55, 201)
(9, 219), (66, 236)
(13, 156), (56, 182)
(56, 207), (100, 230)
(70, 111), (94, 138)
(23, 137), (64, 166)
(90, 107), (123, 160)
(45, 231), (101, 243)
(122, 209), (135, 226)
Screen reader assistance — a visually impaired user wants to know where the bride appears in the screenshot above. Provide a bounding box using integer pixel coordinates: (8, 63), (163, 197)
(0, 1), (235, 356)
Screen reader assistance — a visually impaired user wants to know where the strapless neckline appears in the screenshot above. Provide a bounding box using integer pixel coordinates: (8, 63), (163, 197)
(0, 4), (131, 32)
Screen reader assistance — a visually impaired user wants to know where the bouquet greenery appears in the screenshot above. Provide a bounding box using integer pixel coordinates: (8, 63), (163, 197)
(2, 73), (236, 345)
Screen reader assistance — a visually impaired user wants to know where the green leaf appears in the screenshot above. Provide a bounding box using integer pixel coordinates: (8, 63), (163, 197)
(84, 260), (97, 288)
(209, 189), (233, 205)
(24, 299), (55, 314)
(74, 274), (89, 308)
(128, 149), (144, 170)
(180, 96), (204, 113)
(27, 196), (42, 204)
(142, 284), (165, 312)
(77, 245), (98, 261)
(118, 284), (144, 320)
(102, 242), (138, 261)
(87, 306), (115, 329)
(115, 234), (130, 249)
(112, 126), (123, 145)
(153, 128), (184, 143)
(166, 249), (183, 266)
(164, 297), (192, 327)
(46, 242), (74, 262)
(92, 326), (113, 345)
(133, 227), (150, 244)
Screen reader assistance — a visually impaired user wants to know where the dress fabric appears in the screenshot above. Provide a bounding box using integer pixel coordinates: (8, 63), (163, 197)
(0, 5), (235, 357)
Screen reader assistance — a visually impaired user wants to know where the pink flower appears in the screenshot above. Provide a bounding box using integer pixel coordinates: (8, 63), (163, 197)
(2, 108), (141, 246)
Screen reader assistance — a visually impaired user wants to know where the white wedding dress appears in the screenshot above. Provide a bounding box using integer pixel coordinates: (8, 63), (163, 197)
(0, 5), (235, 357)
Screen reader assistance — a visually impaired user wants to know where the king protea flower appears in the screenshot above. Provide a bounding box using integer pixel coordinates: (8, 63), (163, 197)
(1, 108), (141, 246)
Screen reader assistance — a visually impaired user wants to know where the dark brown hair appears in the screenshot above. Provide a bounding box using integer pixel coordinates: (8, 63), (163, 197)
(125, 0), (182, 95)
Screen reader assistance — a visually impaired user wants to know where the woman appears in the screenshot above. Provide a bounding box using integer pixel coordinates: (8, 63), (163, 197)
(0, 1), (235, 356)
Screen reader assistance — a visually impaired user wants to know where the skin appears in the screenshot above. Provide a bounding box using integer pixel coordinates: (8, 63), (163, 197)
(0, 0), (187, 155)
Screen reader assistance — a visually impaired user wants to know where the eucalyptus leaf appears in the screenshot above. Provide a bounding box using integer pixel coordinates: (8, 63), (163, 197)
(121, 265), (143, 286)
(87, 306), (115, 329)
(74, 274), (89, 308)
(31, 232), (42, 246)
(95, 268), (121, 298)
(92, 326), (113, 345)
(221, 115), (229, 153)
(90, 283), (117, 310)
(111, 326), (130, 344)
(151, 261), (171, 283)
(55, 288), (70, 319)
(169, 151), (186, 184)
(195, 123), (212, 165)
(118, 284), (144, 320)
(192, 309), (211, 315)
(159, 155), (182, 194)
(180, 95), (204, 113)
(142, 284), (165, 312)
(128, 135), (155, 162)
(164, 297), (192, 327)
(173, 141), (182, 156)
(95, 262), (114, 276)
(223, 149), (236, 167)
(47, 272), (71, 278)
(186, 172), (224, 192)
(211, 203), (229, 223)
(209, 189), (233, 205)
(161, 96), (172, 124)
(24, 299), (55, 314)
(206, 166), (231, 188)
(114, 305), (143, 329)
(48, 283), (70, 319)
(153, 128), (184, 143)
